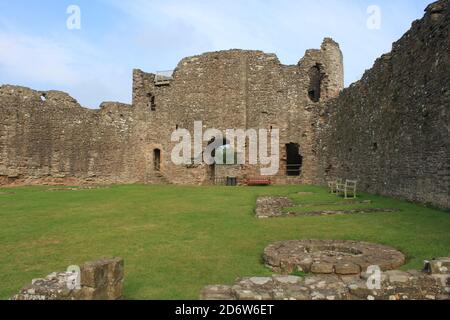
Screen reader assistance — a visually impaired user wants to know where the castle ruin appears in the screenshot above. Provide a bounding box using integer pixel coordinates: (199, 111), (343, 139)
(0, 0), (448, 209)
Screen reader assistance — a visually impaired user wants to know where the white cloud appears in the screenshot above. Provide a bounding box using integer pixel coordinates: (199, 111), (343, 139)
(0, 30), (131, 108)
(104, 0), (425, 87)
(0, 0), (430, 106)
(0, 32), (79, 85)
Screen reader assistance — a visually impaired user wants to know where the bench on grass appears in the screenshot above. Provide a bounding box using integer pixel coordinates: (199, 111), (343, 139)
(328, 178), (343, 194)
(329, 179), (357, 199)
(246, 177), (272, 186)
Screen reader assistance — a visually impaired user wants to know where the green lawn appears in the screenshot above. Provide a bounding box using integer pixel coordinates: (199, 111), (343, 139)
(0, 184), (449, 300)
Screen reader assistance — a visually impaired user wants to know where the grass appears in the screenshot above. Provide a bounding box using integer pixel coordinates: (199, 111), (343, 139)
(0, 184), (449, 300)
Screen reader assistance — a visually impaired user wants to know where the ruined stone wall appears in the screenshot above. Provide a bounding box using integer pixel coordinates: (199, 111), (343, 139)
(0, 33), (343, 187)
(12, 257), (124, 300)
(316, 0), (450, 209)
(0, 86), (138, 185)
(132, 41), (343, 185)
(3, 0), (447, 212)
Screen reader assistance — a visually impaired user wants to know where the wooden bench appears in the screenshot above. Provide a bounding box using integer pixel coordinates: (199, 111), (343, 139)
(336, 179), (357, 199)
(246, 177), (272, 186)
(328, 178), (343, 194)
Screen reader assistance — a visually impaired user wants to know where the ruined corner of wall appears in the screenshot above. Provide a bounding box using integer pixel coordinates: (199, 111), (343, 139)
(11, 257), (124, 301)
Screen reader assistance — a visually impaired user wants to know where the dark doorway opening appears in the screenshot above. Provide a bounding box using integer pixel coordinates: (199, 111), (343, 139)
(308, 64), (322, 102)
(286, 143), (302, 176)
(153, 149), (161, 171)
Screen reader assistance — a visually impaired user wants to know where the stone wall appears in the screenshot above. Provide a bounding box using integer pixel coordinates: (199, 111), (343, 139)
(0, 0), (448, 209)
(316, 0), (450, 209)
(201, 257), (450, 300)
(131, 41), (343, 185)
(0, 39), (343, 186)
(0, 86), (138, 185)
(12, 257), (124, 300)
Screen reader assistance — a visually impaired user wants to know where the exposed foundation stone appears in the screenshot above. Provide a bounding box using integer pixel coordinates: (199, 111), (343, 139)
(201, 256), (450, 300)
(263, 240), (406, 275)
(11, 257), (124, 300)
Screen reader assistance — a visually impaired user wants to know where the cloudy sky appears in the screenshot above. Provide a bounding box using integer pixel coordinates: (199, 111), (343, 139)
(0, 0), (431, 108)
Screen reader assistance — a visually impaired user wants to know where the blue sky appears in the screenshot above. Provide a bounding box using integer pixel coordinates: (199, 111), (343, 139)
(0, 0), (431, 108)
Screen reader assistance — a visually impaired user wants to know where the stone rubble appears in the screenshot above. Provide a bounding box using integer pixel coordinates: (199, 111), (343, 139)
(11, 257), (124, 300)
(201, 257), (450, 301)
(263, 240), (406, 274)
(255, 196), (294, 218)
(255, 196), (397, 218)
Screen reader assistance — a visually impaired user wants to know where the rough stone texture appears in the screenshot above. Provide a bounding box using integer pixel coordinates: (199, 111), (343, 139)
(0, 37), (343, 187)
(0, 87), (137, 186)
(316, 0), (450, 209)
(255, 196), (294, 218)
(0, 1), (448, 210)
(201, 258), (450, 300)
(263, 240), (406, 274)
(255, 196), (396, 218)
(429, 257), (450, 274)
(11, 257), (124, 300)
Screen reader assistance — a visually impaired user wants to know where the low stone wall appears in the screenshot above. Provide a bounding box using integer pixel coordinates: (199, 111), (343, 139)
(201, 257), (450, 300)
(11, 257), (124, 300)
(255, 196), (398, 218)
(263, 240), (406, 275)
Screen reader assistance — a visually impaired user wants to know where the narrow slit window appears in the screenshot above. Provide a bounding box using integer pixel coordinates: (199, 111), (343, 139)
(308, 64), (322, 103)
(154, 149), (161, 171)
(150, 95), (156, 111)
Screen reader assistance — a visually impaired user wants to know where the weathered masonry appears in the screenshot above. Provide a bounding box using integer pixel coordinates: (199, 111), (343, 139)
(0, 0), (448, 209)
(316, 0), (449, 209)
(0, 38), (344, 186)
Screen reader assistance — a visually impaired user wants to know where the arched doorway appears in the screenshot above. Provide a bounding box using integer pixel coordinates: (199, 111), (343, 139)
(153, 149), (161, 171)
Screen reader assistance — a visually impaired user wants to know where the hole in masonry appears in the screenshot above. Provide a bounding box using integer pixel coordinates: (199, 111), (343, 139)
(373, 142), (378, 151)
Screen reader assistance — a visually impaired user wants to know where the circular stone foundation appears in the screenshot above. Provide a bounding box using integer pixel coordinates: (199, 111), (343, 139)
(264, 240), (406, 275)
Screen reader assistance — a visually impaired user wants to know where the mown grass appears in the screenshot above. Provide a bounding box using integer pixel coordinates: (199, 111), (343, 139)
(0, 184), (449, 300)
